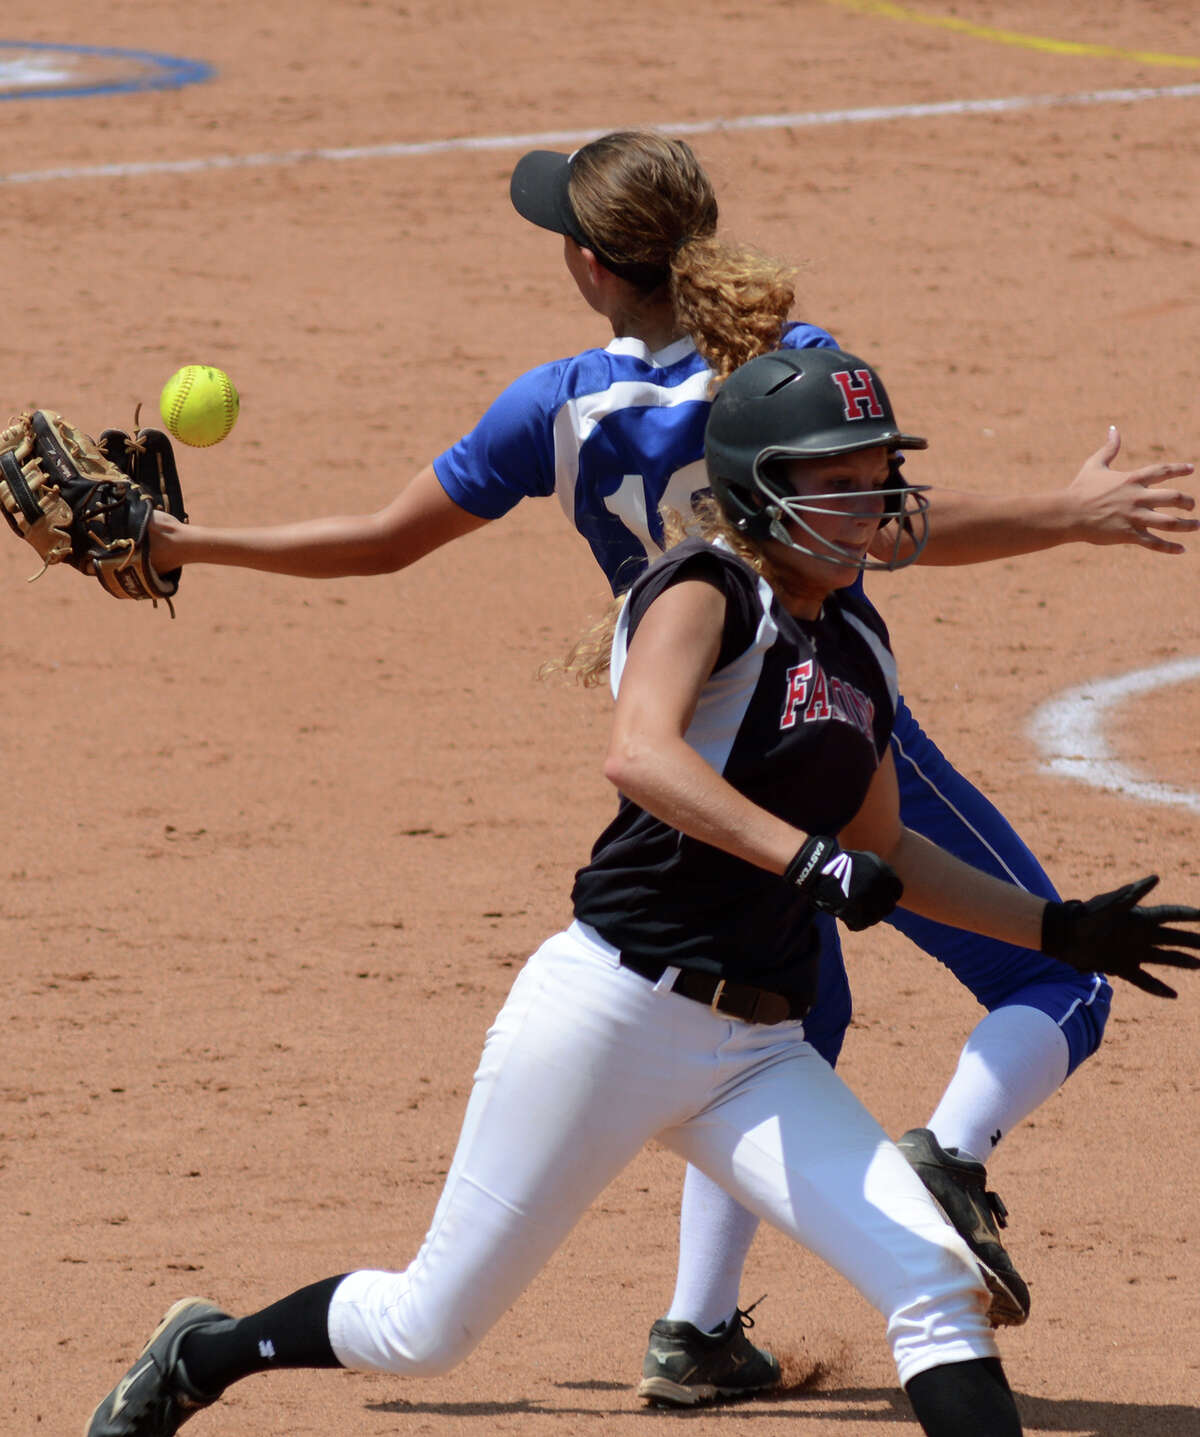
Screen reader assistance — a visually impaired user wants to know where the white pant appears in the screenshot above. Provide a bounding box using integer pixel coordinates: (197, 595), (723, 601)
(328, 922), (997, 1387)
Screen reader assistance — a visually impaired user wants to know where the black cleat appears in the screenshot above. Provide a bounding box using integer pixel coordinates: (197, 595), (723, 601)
(897, 1127), (1031, 1327)
(637, 1303), (781, 1406)
(84, 1297), (231, 1436)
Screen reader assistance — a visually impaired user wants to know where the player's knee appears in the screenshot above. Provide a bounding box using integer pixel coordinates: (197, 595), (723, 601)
(383, 1334), (473, 1376)
(327, 1269), (484, 1377)
(344, 1322), (478, 1378)
(989, 970), (1113, 1077)
(1059, 974), (1112, 1074)
(363, 1308), (482, 1376)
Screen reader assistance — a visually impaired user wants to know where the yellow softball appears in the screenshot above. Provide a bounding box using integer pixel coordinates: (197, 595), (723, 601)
(159, 364), (240, 447)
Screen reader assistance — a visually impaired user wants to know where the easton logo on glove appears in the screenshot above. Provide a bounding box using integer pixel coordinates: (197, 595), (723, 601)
(785, 834), (903, 931)
(818, 850), (854, 900)
(0, 408), (187, 613)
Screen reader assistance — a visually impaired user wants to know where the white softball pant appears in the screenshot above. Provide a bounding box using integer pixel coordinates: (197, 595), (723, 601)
(328, 921), (997, 1387)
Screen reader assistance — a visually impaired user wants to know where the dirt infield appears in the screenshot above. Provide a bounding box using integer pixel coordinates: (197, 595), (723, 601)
(4, 3), (1199, 1433)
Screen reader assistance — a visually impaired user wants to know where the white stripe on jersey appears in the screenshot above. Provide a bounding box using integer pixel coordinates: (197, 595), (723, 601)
(845, 610), (898, 712)
(610, 569), (779, 778)
(551, 336), (713, 544)
(683, 574), (779, 773)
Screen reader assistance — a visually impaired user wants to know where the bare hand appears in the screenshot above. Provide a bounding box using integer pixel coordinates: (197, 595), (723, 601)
(1068, 428), (1197, 553)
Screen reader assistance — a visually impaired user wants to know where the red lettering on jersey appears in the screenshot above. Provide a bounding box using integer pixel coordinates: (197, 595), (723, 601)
(831, 368), (885, 421)
(806, 665), (832, 721)
(780, 660), (813, 729)
(842, 685), (876, 734)
(784, 659), (877, 737)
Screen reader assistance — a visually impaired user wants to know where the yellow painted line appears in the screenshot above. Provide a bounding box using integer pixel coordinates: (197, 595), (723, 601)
(825, 0), (1200, 69)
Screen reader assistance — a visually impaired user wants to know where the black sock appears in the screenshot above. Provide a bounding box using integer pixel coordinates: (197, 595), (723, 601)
(904, 1357), (1023, 1437)
(179, 1275), (349, 1397)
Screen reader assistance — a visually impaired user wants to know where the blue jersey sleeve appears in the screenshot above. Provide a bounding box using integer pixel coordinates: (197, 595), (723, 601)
(432, 361), (564, 520)
(431, 323), (837, 525)
(780, 321), (839, 352)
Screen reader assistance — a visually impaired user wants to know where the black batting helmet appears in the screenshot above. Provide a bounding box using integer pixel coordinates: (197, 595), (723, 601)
(704, 347), (930, 569)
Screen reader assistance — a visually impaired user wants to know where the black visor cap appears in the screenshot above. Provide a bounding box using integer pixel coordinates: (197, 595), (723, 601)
(509, 147), (671, 290)
(510, 150), (592, 248)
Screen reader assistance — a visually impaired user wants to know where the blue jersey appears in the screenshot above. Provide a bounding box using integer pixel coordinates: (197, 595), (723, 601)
(433, 321), (838, 595)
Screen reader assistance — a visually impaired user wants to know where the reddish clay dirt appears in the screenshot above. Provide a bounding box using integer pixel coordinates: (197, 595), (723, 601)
(3, 3), (1199, 1434)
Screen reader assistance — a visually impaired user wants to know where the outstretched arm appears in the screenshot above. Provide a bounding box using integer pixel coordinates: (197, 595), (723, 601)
(876, 428), (1196, 567)
(610, 617), (1200, 995)
(840, 757), (1200, 995)
(610, 618), (1055, 943)
(148, 463), (491, 578)
(839, 753), (1046, 946)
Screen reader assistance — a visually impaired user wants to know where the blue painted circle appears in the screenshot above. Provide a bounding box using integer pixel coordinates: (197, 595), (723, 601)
(0, 41), (213, 101)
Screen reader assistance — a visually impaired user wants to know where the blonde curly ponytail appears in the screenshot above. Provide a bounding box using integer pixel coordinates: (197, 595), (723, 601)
(670, 236), (795, 383)
(567, 131), (796, 382)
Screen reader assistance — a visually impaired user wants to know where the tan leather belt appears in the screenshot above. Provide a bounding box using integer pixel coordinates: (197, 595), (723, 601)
(620, 954), (807, 1026)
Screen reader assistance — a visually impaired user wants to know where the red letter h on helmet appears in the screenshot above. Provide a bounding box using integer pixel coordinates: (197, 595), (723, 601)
(831, 368), (885, 421)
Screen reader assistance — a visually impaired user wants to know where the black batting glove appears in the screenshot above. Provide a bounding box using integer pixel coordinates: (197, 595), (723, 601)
(785, 835), (903, 932)
(1041, 874), (1200, 999)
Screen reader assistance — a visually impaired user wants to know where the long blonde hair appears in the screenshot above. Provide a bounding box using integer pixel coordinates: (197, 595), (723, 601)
(568, 132), (796, 382)
(547, 499), (776, 688)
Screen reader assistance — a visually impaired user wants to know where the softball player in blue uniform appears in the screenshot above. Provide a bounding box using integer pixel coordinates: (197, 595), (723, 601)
(143, 130), (1197, 1402)
(86, 346), (1198, 1437)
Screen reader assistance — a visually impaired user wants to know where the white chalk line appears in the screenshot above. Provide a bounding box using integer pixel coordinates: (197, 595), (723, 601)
(4, 81), (1200, 186)
(1029, 657), (1200, 814)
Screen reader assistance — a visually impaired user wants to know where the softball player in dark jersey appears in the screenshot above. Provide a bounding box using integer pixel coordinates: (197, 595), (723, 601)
(139, 131), (1197, 1400)
(86, 346), (1199, 1437)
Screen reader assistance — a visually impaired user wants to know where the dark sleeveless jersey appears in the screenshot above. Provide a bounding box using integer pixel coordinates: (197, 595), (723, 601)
(571, 540), (897, 995)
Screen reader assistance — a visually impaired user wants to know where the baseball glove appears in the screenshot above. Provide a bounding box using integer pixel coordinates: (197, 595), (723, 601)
(0, 408), (187, 612)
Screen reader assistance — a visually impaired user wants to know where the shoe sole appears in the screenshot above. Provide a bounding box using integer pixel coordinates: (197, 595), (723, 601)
(976, 1262), (1029, 1328)
(638, 1375), (718, 1405)
(919, 1186), (1029, 1328)
(917, 1184), (1030, 1327)
(83, 1297), (219, 1437)
(637, 1374), (779, 1406)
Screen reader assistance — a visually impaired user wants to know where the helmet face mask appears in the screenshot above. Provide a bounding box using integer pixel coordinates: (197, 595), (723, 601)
(705, 348), (932, 572)
(749, 450), (931, 572)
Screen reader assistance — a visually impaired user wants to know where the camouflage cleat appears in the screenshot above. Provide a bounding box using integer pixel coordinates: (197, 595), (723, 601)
(84, 1297), (231, 1437)
(637, 1303), (781, 1406)
(897, 1127), (1031, 1327)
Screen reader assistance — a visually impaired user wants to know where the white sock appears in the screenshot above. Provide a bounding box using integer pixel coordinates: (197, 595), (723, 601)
(926, 1004), (1070, 1164)
(665, 1164), (760, 1333)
